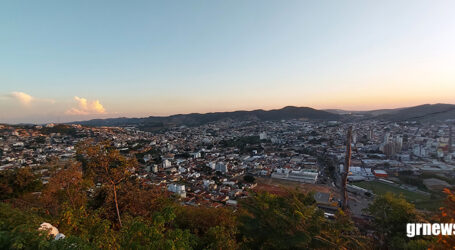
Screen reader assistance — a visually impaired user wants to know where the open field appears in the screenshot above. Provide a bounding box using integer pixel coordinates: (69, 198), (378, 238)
(353, 180), (443, 211)
(254, 177), (338, 197)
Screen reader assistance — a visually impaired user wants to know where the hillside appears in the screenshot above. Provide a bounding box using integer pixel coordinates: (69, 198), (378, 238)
(325, 104), (455, 122)
(71, 104), (455, 128)
(374, 104), (455, 121)
(72, 106), (341, 128)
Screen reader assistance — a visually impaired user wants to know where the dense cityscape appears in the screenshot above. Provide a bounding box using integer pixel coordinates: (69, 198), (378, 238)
(2, 117), (454, 216)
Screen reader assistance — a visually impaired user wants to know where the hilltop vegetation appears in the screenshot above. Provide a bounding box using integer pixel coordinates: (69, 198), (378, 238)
(74, 106), (340, 130)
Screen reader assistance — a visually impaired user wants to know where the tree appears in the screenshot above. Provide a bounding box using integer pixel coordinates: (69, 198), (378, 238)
(243, 175), (255, 183)
(436, 188), (455, 248)
(77, 141), (136, 228)
(57, 206), (119, 249)
(0, 168), (42, 200)
(40, 162), (89, 216)
(175, 206), (238, 249)
(13, 168), (43, 196)
(366, 193), (429, 249)
(119, 208), (197, 249)
(117, 179), (171, 220)
(238, 191), (368, 249)
(0, 203), (49, 249)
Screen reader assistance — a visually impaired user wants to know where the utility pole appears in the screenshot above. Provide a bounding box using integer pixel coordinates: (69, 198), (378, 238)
(341, 126), (352, 211)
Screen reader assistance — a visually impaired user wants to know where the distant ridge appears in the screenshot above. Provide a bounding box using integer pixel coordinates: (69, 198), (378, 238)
(72, 106), (340, 129)
(325, 103), (455, 121)
(374, 104), (455, 121)
(70, 103), (455, 129)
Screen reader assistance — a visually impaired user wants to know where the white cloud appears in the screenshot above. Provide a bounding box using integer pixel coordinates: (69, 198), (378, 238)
(10, 91), (33, 105)
(66, 96), (106, 115)
(4, 91), (56, 106)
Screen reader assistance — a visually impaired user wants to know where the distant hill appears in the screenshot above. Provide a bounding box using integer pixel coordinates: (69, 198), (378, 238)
(325, 104), (455, 122)
(72, 106), (341, 129)
(374, 104), (455, 122)
(324, 108), (406, 116)
(72, 104), (455, 129)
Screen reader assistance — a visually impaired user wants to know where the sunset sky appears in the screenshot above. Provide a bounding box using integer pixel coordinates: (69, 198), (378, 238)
(1, 0), (455, 123)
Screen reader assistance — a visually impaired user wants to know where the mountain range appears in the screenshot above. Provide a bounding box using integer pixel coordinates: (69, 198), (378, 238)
(73, 106), (339, 130)
(73, 103), (455, 129)
(325, 103), (455, 122)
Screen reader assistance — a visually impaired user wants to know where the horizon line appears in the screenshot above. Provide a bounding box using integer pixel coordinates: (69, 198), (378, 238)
(2, 102), (454, 126)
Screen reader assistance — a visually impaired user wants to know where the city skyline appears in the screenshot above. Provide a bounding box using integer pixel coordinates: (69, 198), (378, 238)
(2, 0), (455, 123)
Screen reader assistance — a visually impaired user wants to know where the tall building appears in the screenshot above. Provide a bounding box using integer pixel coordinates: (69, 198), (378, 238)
(383, 143), (396, 157)
(449, 126), (453, 153)
(380, 134), (402, 157)
(367, 128), (374, 141)
(352, 131), (357, 144)
(395, 135), (403, 153)
(384, 132), (390, 144)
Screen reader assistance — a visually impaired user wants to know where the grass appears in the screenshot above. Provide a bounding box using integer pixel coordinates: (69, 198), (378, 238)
(353, 180), (443, 211)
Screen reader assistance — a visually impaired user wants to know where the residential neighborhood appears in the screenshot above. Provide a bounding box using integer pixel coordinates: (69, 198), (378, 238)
(1, 119), (454, 217)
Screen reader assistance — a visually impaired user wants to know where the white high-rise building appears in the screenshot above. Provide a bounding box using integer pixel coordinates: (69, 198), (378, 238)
(384, 132), (391, 144)
(259, 132), (268, 140)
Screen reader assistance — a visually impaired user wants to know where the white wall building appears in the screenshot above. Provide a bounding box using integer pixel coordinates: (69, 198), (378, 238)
(167, 184), (186, 198)
(163, 159), (172, 168)
(271, 168), (318, 184)
(259, 132), (268, 140)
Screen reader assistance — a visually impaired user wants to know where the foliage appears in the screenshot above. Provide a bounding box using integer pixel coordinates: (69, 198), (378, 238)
(40, 124), (78, 136)
(238, 191), (368, 249)
(0, 203), (49, 249)
(40, 162), (90, 216)
(219, 136), (262, 152)
(366, 193), (432, 249)
(243, 174), (255, 183)
(57, 206), (118, 249)
(119, 209), (197, 249)
(77, 140), (137, 227)
(174, 206), (238, 249)
(0, 168), (43, 200)
(116, 180), (173, 220)
(436, 188), (455, 248)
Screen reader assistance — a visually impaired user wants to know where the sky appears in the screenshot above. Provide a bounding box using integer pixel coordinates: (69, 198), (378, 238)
(1, 0), (455, 123)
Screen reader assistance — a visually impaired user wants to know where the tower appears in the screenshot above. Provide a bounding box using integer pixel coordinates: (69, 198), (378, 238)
(341, 126), (352, 211)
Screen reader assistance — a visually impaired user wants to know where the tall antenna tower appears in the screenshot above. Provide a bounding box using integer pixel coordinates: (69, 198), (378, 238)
(341, 126), (352, 211)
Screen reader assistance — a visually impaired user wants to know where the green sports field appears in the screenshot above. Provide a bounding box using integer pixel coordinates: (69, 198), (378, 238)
(353, 180), (443, 211)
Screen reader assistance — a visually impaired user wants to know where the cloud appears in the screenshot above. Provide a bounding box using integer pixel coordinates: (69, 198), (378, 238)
(10, 91), (33, 105)
(66, 96), (106, 115)
(3, 91), (56, 106)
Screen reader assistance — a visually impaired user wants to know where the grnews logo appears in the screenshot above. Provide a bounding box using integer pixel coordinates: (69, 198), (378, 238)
(407, 223), (455, 237)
